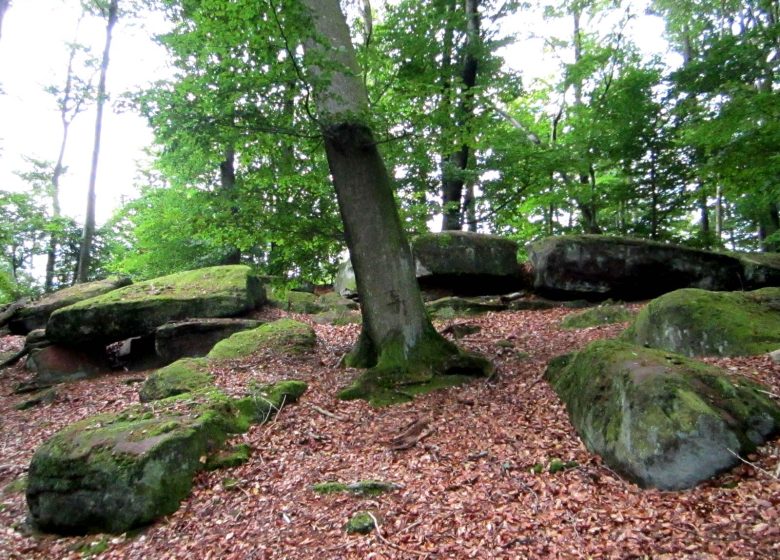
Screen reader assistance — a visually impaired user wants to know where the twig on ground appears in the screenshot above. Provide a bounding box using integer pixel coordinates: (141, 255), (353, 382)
(727, 448), (779, 480)
(308, 403), (348, 422)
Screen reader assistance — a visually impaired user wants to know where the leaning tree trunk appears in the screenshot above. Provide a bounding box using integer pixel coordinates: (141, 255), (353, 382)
(76, 0), (118, 283)
(299, 0), (490, 403)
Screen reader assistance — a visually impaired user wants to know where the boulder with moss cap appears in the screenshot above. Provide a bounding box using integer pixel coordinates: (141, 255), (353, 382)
(46, 266), (266, 346)
(27, 379), (307, 535)
(545, 339), (780, 490)
(207, 318), (315, 359)
(624, 287), (780, 357)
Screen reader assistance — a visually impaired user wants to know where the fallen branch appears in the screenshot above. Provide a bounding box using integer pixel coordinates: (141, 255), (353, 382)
(727, 448), (779, 481)
(389, 416), (433, 451)
(366, 511), (429, 558)
(308, 403), (348, 422)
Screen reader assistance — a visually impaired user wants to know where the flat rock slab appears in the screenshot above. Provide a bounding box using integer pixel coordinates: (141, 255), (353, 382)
(412, 231), (525, 296)
(46, 266), (266, 346)
(8, 277), (132, 335)
(155, 318), (262, 362)
(545, 340), (780, 490)
(625, 287), (780, 357)
(528, 235), (744, 300)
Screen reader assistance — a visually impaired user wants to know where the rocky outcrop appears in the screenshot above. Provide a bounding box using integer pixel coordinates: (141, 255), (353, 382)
(545, 340), (780, 490)
(25, 346), (109, 386)
(46, 266), (266, 346)
(624, 287), (780, 357)
(412, 231), (525, 295)
(527, 235), (745, 300)
(27, 381), (307, 535)
(207, 319), (316, 360)
(7, 277), (132, 335)
(737, 252), (780, 288)
(334, 259), (357, 299)
(154, 318), (262, 362)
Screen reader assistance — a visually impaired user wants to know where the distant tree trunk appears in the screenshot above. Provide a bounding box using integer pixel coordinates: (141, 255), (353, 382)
(300, 0), (489, 399)
(697, 181), (710, 245)
(441, 0), (480, 231)
(219, 146), (241, 264)
(715, 184), (724, 244)
(76, 0), (118, 283)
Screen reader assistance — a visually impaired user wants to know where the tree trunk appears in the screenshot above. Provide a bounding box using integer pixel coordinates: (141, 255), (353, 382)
(76, 0), (118, 283)
(219, 146), (241, 264)
(300, 0), (490, 403)
(440, 0), (480, 231)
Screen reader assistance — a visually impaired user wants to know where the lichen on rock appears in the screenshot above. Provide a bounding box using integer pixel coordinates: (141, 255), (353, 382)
(545, 339), (780, 490)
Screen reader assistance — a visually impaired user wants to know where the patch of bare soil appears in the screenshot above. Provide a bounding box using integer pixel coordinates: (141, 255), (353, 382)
(1, 305), (778, 559)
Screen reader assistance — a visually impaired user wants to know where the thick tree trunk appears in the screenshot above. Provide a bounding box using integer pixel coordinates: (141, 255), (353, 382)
(300, 0), (490, 402)
(77, 0), (118, 283)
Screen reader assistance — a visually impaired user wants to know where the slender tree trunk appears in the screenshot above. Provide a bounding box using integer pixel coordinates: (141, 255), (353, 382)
(219, 146), (241, 264)
(441, 0), (480, 231)
(715, 184), (723, 244)
(76, 0), (118, 283)
(697, 182), (710, 245)
(300, 0), (490, 400)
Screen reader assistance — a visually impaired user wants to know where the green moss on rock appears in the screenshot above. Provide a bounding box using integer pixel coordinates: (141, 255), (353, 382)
(26, 379), (306, 535)
(139, 358), (213, 402)
(345, 511), (376, 534)
(545, 339), (780, 490)
(625, 287), (780, 356)
(312, 480), (400, 496)
(47, 266), (266, 346)
(561, 304), (636, 329)
(207, 319), (316, 359)
(205, 443), (251, 470)
(237, 379), (308, 422)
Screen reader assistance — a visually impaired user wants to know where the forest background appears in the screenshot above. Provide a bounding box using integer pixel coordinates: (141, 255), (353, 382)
(0, 0), (778, 301)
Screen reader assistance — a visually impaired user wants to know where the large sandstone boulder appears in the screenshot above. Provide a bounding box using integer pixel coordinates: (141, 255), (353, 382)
(154, 318), (262, 362)
(207, 318), (316, 360)
(27, 381), (307, 534)
(412, 231), (524, 295)
(25, 346), (109, 386)
(545, 340), (780, 490)
(527, 235), (744, 300)
(334, 258), (357, 299)
(7, 277), (132, 335)
(738, 252), (780, 288)
(625, 287), (780, 357)
(46, 266), (266, 346)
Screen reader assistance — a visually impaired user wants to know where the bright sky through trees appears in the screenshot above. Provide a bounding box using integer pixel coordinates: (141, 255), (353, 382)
(0, 0), (671, 227)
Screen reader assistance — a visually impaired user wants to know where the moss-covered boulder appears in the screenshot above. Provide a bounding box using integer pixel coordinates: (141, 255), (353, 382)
(545, 340), (780, 490)
(27, 380), (307, 535)
(154, 318), (262, 362)
(625, 287), (780, 356)
(528, 235), (744, 300)
(412, 231), (525, 295)
(207, 319), (316, 359)
(139, 357), (213, 402)
(561, 304), (636, 329)
(8, 277), (132, 335)
(26, 391), (247, 534)
(270, 290), (324, 314)
(46, 266), (266, 346)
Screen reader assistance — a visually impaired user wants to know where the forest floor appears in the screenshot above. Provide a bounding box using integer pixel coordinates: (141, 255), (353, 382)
(0, 304), (779, 559)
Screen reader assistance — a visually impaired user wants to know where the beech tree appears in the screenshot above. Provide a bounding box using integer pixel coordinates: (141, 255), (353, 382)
(298, 0), (491, 403)
(76, 0), (119, 283)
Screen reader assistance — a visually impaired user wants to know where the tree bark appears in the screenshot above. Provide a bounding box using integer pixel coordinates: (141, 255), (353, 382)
(441, 0), (480, 231)
(219, 146), (241, 264)
(299, 0), (490, 401)
(76, 0), (118, 283)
